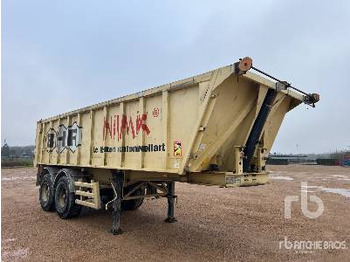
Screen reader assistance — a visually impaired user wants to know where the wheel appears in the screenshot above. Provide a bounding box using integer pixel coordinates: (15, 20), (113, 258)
(122, 185), (145, 211)
(54, 176), (81, 219)
(39, 173), (55, 211)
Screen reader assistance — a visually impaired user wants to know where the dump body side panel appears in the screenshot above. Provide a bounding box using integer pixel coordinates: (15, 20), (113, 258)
(35, 84), (202, 174)
(34, 66), (304, 177)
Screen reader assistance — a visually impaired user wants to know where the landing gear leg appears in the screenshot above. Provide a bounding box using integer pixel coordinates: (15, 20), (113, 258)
(165, 181), (177, 223)
(110, 172), (123, 235)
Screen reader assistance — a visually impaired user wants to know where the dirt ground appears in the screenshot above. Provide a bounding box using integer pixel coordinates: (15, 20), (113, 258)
(1, 165), (350, 261)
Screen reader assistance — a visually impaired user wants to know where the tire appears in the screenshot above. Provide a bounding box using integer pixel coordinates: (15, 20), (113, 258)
(122, 185), (145, 211)
(39, 173), (55, 211)
(54, 176), (81, 219)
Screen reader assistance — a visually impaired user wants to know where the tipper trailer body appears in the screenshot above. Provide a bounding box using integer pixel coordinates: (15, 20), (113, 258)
(34, 58), (319, 233)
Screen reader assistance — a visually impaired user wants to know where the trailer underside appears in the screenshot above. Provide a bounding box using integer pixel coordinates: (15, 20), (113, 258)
(36, 163), (269, 234)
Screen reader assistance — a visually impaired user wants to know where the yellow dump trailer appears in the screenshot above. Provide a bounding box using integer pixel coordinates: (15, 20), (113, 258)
(34, 57), (319, 234)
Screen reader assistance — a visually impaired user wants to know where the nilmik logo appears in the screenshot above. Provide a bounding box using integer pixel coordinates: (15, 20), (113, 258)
(103, 113), (150, 140)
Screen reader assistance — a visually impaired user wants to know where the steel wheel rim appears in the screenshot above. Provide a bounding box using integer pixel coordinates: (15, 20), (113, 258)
(41, 183), (49, 202)
(57, 185), (68, 209)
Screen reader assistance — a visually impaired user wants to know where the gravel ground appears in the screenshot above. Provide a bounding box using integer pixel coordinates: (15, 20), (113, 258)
(1, 165), (350, 261)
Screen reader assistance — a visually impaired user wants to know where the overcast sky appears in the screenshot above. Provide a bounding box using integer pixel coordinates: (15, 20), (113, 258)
(2, 0), (350, 153)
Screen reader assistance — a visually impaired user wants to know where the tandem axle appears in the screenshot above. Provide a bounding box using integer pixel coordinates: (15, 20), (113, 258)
(37, 165), (268, 234)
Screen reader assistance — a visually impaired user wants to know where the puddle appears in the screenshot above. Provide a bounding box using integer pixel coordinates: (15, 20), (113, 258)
(300, 185), (321, 193)
(332, 175), (350, 181)
(1, 176), (36, 181)
(332, 175), (349, 178)
(270, 176), (294, 181)
(3, 238), (16, 244)
(301, 175), (350, 182)
(321, 188), (350, 198)
(2, 248), (29, 259)
(298, 184), (350, 197)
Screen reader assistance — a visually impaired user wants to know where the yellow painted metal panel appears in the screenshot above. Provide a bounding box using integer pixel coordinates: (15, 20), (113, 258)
(34, 63), (304, 177)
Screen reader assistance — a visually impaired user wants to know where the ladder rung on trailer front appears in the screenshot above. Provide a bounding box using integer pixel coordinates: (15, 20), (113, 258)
(74, 180), (101, 209)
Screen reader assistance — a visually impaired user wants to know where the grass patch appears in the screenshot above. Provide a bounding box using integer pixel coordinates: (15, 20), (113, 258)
(1, 158), (34, 168)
